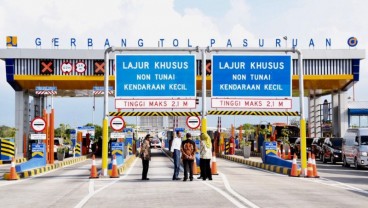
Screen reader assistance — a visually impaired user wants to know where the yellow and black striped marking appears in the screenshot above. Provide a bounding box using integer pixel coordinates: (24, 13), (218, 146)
(0, 158), (27, 165)
(32, 152), (44, 158)
(112, 150), (123, 155)
(109, 111), (299, 117)
(3, 156), (87, 179)
(109, 112), (201, 117)
(218, 154), (291, 176)
(225, 142), (230, 154)
(208, 110), (299, 116)
(0, 139), (15, 158)
(117, 155), (136, 175)
(75, 143), (81, 155)
(128, 144), (132, 155)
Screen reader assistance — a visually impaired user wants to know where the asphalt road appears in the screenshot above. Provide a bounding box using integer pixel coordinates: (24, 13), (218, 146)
(314, 159), (368, 194)
(0, 150), (367, 208)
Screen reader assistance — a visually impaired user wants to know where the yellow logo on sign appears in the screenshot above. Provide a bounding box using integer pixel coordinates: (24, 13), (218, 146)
(6, 36), (17, 47)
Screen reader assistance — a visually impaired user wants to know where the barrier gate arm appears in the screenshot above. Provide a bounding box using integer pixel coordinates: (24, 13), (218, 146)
(103, 46), (200, 176)
(208, 47), (306, 175)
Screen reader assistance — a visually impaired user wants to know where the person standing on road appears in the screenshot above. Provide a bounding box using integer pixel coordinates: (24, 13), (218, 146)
(199, 132), (212, 180)
(140, 134), (152, 180)
(171, 131), (182, 180)
(181, 132), (196, 181)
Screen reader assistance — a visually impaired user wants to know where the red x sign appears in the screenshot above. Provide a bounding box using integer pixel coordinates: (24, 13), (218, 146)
(206, 60), (211, 75)
(94, 61), (105, 74)
(40, 60), (54, 74)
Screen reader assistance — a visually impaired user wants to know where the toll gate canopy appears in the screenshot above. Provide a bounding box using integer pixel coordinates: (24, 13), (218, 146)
(0, 48), (365, 156)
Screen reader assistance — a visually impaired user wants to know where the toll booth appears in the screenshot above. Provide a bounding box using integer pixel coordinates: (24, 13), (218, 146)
(26, 138), (40, 159)
(261, 141), (293, 169)
(262, 141), (277, 163)
(109, 142), (124, 168)
(70, 129), (76, 153)
(123, 128), (134, 157)
(207, 130), (215, 153)
(76, 126), (95, 155)
(194, 139), (201, 165)
(235, 137), (239, 149)
(83, 133), (91, 155)
(16, 143), (46, 172)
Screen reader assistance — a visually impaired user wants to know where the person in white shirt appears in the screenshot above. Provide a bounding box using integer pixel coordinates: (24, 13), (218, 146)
(170, 131), (182, 180)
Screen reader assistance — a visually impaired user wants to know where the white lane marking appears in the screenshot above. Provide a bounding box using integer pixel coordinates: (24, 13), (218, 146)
(88, 179), (94, 194)
(74, 158), (138, 208)
(219, 172), (260, 208)
(201, 181), (247, 208)
(0, 161), (84, 187)
(300, 177), (368, 195)
(165, 149), (248, 207)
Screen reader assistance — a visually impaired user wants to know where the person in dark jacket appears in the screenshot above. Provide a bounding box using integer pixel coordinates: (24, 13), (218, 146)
(140, 134), (152, 180)
(181, 133), (196, 181)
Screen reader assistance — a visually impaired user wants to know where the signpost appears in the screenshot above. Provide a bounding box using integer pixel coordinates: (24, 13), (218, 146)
(31, 117), (46, 132)
(110, 132), (125, 139)
(186, 116), (201, 129)
(30, 134), (46, 140)
(61, 62), (73, 73)
(35, 86), (57, 95)
(75, 61), (86, 73)
(110, 117), (125, 131)
(115, 54), (196, 109)
(212, 55), (291, 97)
(93, 86), (114, 95)
(115, 98), (196, 109)
(211, 98), (292, 109)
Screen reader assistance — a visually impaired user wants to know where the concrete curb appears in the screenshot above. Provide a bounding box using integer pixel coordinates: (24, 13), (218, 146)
(219, 154), (291, 176)
(117, 155), (136, 175)
(3, 156), (87, 179)
(163, 148), (289, 176)
(0, 158), (27, 165)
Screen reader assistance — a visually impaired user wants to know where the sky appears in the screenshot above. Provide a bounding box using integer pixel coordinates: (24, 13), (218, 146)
(1, 0), (368, 129)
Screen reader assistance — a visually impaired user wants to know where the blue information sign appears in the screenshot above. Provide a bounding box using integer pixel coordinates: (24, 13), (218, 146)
(111, 142), (123, 151)
(115, 55), (196, 97)
(265, 142), (277, 151)
(212, 55), (291, 97)
(93, 86), (113, 91)
(32, 143), (45, 152)
(35, 86), (57, 91)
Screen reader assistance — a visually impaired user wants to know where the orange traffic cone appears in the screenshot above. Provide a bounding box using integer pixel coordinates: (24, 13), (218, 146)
(8, 157), (19, 180)
(192, 157), (198, 175)
(287, 150), (292, 160)
(312, 153), (320, 178)
(211, 152), (218, 175)
(306, 152), (315, 178)
(110, 155), (119, 178)
(281, 149), (286, 160)
(289, 153), (300, 177)
(277, 148), (281, 157)
(89, 155), (99, 179)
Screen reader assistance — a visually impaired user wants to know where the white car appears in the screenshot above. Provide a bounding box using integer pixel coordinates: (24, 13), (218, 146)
(150, 138), (162, 148)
